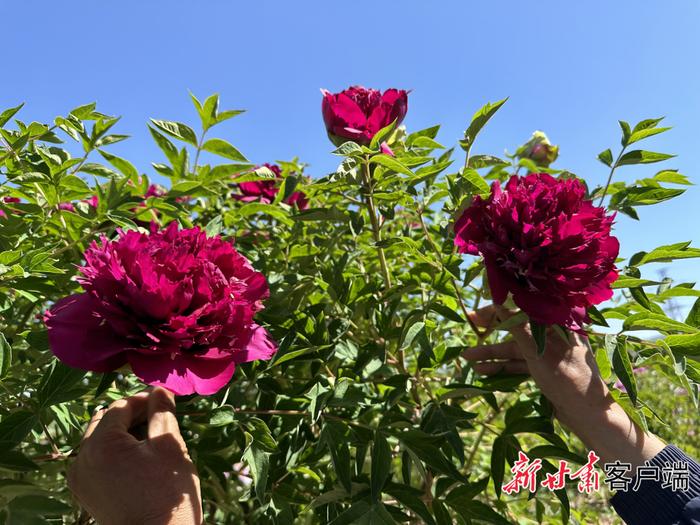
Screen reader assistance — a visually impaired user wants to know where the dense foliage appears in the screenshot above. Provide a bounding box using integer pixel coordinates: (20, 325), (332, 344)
(0, 92), (698, 524)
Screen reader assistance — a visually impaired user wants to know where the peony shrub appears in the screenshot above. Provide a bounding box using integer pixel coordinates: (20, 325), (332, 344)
(0, 92), (698, 524)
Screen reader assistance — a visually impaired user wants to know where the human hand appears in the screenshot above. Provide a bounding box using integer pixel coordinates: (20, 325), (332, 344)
(68, 388), (202, 525)
(463, 304), (665, 469)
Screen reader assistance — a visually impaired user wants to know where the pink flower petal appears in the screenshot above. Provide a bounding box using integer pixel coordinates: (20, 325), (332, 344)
(128, 351), (237, 396)
(45, 294), (128, 372)
(233, 324), (278, 364)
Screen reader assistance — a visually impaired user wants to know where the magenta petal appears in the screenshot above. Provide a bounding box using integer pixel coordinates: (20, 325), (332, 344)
(484, 262), (510, 305)
(44, 294), (128, 372)
(128, 351), (236, 396)
(233, 324), (277, 364)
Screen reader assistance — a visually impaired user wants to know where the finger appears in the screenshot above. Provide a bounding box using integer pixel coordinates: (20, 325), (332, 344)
(82, 405), (107, 442)
(147, 387), (180, 441)
(468, 304), (520, 331)
(95, 391), (150, 437)
(462, 341), (522, 361)
(493, 305), (540, 356)
(472, 360), (530, 376)
(467, 305), (499, 329)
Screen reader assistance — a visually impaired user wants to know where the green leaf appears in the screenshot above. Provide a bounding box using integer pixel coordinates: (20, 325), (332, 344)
(9, 495), (73, 523)
(0, 332), (12, 378)
(460, 168), (490, 196)
(468, 154), (508, 169)
(530, 319), (547, 356)
(170, 181), (201, 194)
(150, 119), (197, 145)
(0, 411), (37, 445)
(332, 141), (364, 157)
(612, 337), (637, 406)
(587, 306), (609, 327)
(597, 149), (613, 167)
(370, 432), (392, 500)
(322, 422), (353, 493)
(619, 121), (631, 146)
(654, 170), (692, 185)
(242, 437), (269, 502)
(369, 120), (398, 150)
(685, 298), (700, 328)
(665, 333), (700, 357)
(490, 436), (507, 498)
(37, 361), (87, 408)
(0, 103), (24, 128)
(0, 450), (38, 472)
(98, 150), (138, 179)
(201, 138), (248, 162)
(461, 98), (508, 152)
(612, 277), (661, 289)
(149, 126), (179, 166)
(384, 484), (436, 525)
(410, 136), (445, 150)
(397, 430), (464, 481)
(632, 117), (664, 132)
(446, 496), (512, 525)
(631, 243), (700, 265)
(623, 312), (698, 334)
(617, 150), (675, 166)
(236, 202), (292, 226)
(627, 126), (671, 145)
(595, 345), (613, 380)
(369, 154), (413, 176)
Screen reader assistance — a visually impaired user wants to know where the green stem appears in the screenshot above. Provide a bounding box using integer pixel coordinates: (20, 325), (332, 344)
(192, 128), (209, 175)
(362, 157), (392, 289)
(597, 146), (626, 207)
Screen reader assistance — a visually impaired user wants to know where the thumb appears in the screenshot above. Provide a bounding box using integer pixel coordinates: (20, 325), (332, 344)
(147, 387), (181, 442)
(494, 304), (539, 360)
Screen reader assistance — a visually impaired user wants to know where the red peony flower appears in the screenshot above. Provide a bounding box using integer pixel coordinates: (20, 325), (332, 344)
(454, 173), (619, 331)
(234, 164), (309, 210)
(84, 195), (99, 208)
(0, 197), (20, 218)
(44, 222), (277, 395)
(144, 184), (166, 199)
(321, 86), (408, 146)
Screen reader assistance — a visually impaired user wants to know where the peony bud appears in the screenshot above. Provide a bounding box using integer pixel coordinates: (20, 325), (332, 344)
(516, 131), (559, 167)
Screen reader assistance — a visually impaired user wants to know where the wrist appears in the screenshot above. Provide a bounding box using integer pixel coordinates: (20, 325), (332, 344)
(562, 398), (665, 470)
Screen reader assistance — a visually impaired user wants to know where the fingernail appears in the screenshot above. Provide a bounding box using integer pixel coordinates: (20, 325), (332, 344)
(93, 404), (106, 414)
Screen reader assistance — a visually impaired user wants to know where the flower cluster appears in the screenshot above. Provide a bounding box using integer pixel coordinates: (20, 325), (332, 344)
(45, 223), (277, 395)
(454, 173), (619, 331)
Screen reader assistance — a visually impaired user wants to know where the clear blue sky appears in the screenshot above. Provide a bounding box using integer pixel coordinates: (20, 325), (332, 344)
(3, 1), (699, 287)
